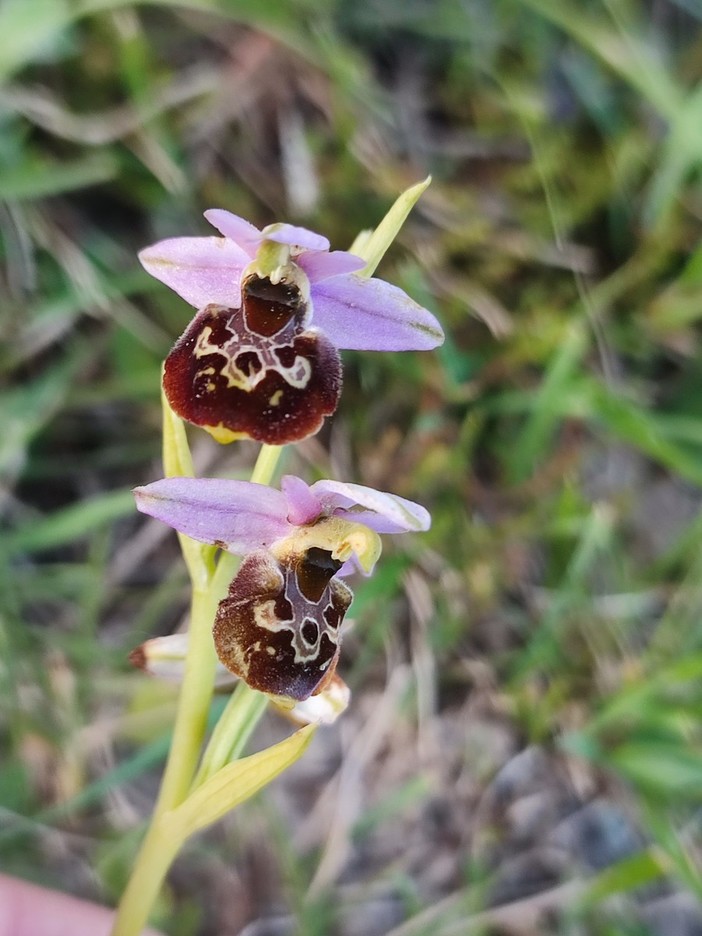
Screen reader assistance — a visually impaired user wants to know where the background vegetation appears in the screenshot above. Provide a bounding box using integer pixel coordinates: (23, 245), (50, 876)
(2, 0), (702, 933)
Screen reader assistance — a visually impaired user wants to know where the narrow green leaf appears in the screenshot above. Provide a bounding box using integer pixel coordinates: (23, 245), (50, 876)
(192, 682), (268, 787)
(161, 386), (195, 478)
(352, 177), (431, 277)
(588, 382), (702, 486)
(642, 805), (702, 902)
(0, 353), (84, 478)
(513, 0), (683, 120)
(645, 83), (702, 223)
(75, 0), (306, 41)
(161, 387), (210, 589)
(169, 725), (316, 840)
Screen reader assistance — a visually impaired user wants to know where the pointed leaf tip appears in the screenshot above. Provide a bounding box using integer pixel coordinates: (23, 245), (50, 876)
(170, 725), (316, 839)
(356, 177), (432, 277)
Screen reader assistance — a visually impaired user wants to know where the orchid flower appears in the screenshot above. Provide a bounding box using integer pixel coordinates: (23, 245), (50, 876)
(130, 632), (352, 725)
(134, 474), (430, 702)
(139, 211), (444, 445)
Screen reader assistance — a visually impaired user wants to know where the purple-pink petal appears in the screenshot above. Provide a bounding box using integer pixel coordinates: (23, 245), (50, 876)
(310, 479), (431, 534)
(203, 209), (261, 253)
(139, 236), (247, 309)
(280, 475), (323, 526)
(134, 478), (293, 553)
(310, 274), (444, 351)
(204, 211), (330, 254)
(297, 250), (366, 283)
(262, 223), (329, 252)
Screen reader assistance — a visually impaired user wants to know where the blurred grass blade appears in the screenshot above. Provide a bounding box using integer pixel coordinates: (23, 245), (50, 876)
(583, 850), (665, 905)
(0, 0), (73, 85)
(76, 0), (305, 39)
(169, 725), (316, 839)
(642, 805), (702, 901)
(645, 83), (702, 223)
(510, 501), (615, 683)
(610, 742), (702, 796)
(587, 381), (702, 486)
(0, 154), (118, 199)
(5, 489), (136, 555)
(513, 0), (682, 119)
(0, 356), (83, 481)
(352, 177), (431, 277)
(509, 321), (589, 483)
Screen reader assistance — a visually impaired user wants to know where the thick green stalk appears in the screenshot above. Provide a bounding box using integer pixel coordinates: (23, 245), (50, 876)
(110, 815), (180, 936)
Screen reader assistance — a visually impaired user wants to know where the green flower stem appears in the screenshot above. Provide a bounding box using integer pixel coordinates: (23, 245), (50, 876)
(111, 445), (284, 936)
(110, 814), (181, 936)
(248, 442), (284, 486)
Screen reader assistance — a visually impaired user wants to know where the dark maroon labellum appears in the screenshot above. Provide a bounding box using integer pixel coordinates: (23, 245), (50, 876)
(213, 547), (353, 701)
(163, 274), (342, 445)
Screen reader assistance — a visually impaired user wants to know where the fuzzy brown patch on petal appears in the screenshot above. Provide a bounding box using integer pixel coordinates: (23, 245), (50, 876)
(163, 296), (341, 444)
(213, 547), (352, 701)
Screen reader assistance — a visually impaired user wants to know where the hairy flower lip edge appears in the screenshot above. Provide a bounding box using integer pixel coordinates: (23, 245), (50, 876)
(161, 296), (342, 446)
(213, 546), (352, 702)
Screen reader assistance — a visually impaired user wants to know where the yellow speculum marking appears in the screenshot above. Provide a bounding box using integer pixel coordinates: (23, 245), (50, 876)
(204, 423), (249, 444)
(272, 517), (382, 574)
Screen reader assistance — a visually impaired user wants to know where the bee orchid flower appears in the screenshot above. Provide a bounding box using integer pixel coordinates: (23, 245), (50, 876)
(134, 474), (430, 702)
(130, 632), (353, 726)
(140, 211), (444, 445)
